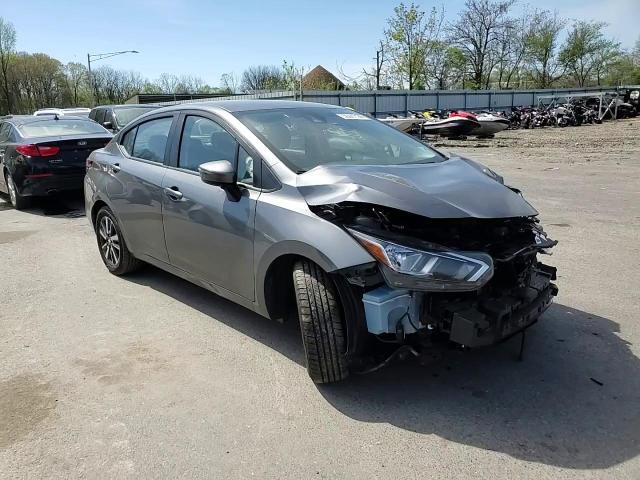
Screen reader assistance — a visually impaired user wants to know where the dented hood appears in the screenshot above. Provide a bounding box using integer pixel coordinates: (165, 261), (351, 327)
(297, 157), (538, 219)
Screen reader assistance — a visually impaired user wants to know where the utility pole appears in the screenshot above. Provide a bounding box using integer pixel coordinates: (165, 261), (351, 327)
(375, 41), (385, 90)
(87, 53), (93, 104)
(86, 50), (139, 106)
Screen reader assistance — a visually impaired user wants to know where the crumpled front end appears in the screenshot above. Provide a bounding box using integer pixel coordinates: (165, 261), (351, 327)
(313, 202), (558, 349)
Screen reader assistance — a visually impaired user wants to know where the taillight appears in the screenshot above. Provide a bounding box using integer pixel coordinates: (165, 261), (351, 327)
(15, 144), (60, 157)
(16, 144), (40, 156)
(38, 146), (60, 157)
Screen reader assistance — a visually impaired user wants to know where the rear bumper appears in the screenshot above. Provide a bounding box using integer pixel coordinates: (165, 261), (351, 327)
(19, 173), (85, 196)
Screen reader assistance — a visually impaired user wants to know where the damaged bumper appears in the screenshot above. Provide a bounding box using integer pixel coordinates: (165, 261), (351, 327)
(432, 263), (558, 347)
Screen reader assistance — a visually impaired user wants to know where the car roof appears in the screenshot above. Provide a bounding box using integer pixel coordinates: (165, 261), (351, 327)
(9, 115), (94, 127)
(155, 100), (342, 114)
(92, 104), (160, 110)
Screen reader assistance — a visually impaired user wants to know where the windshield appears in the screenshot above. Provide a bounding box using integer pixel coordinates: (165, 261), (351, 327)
(114, 107), (155, 127)
(19, 119), (109, 137)
(235, 107), (445, 173)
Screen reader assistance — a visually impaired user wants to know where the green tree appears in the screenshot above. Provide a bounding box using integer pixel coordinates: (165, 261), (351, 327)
(0, 17), (16, 113)
(559, 21), (620, 87)
(384, 3), (443, 89)
(523, 10), (565, 88)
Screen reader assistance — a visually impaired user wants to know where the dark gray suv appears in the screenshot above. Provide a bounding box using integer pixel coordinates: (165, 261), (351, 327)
(89, 104), (159, 133)
(85, 100), (557, 383)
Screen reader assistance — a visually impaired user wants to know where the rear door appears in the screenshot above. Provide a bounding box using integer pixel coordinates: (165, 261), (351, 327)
(161, 113), (259, 300)
(104, 114), (177, 263)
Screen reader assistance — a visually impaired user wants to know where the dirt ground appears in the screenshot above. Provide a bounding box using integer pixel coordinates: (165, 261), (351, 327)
(0, 118), (639, 479)
(432, 117), (640, 165)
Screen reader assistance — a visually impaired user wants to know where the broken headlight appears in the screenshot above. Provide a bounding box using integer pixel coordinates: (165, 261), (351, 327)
(347, 229), (494, 291)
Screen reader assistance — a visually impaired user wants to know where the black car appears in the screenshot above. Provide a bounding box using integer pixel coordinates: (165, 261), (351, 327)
(89, 105), (159, 133)
(0, 115), (112, 209)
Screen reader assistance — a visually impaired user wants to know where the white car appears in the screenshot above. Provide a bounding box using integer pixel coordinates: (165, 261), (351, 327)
(33, 107), (91, 117)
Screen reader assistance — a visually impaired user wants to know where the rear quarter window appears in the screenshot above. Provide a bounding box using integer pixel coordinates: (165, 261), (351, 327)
(131, 117), (173, 163)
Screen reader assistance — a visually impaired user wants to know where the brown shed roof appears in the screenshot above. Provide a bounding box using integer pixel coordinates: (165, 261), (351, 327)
(302, 65), (345, 90)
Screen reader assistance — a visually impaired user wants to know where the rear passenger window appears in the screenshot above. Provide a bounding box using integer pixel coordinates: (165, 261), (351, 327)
(94, 109), (106, 124)
(178, 116), (238, 172)
(120, 127), (136, 155)
(0, 123), (11, 143)
(132, 117), (173, 163)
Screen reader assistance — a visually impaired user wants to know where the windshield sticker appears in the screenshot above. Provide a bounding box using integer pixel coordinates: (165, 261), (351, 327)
(336, 113), (370, 120)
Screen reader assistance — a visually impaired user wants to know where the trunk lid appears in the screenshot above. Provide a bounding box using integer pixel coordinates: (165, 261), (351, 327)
(34, 134), (112, 172)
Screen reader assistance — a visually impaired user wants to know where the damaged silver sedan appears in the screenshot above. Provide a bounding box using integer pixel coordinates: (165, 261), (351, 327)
(85, 100), (557, 384)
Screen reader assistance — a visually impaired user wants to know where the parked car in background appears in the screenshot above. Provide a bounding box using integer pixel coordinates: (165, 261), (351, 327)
(88, 104), (159, 133)
(85, 100), (557, 384)
(33, 107), (91, 117)
(0, 115), (112, 209)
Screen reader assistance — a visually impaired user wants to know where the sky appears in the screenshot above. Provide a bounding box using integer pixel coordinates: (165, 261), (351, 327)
(6, 0), (639, 87)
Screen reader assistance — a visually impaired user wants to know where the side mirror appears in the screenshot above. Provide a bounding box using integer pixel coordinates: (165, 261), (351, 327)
(102, 121), (113, 129)
(199, 160), (235, 185)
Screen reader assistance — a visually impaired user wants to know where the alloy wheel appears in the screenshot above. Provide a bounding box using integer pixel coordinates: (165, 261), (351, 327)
(6, 174), (17, 206)
(98, 215), (121, 267)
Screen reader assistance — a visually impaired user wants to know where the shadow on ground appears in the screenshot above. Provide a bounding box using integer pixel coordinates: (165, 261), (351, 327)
(128, 265), (640, 470)
(0, 191), (85, 217)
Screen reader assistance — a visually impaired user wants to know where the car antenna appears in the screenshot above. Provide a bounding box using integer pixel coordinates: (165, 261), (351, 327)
(54, 114), (59, 120)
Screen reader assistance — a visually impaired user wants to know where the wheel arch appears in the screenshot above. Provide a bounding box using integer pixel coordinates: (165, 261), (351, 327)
(257, 241), (338, 322)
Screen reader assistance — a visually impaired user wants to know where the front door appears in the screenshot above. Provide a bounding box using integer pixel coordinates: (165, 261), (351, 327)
(161, 114), (258, 300)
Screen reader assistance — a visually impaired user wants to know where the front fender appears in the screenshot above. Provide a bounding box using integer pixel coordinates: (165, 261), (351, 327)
(253, 189), (374, 314)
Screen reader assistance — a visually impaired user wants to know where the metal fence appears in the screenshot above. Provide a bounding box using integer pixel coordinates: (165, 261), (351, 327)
(155, 85), (637, 117)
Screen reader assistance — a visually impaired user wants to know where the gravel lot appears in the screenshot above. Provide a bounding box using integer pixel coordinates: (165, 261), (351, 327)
(1, 118), (639, 479)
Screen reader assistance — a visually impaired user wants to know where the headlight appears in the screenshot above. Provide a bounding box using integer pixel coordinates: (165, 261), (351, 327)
(348, 229), (493, 291)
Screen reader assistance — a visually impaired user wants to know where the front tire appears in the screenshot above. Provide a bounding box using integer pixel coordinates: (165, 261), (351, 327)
(95, 207), (141, 275)
(5, 171), (30, 210)
(293, 259), (349, 384)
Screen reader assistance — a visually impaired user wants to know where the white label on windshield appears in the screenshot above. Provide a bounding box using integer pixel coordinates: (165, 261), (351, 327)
(336, 113), (370, 120)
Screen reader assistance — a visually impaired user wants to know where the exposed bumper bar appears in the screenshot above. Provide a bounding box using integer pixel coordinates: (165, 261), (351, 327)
(431, 264), (558, 348)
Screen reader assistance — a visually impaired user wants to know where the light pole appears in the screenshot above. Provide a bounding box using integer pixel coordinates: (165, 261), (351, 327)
(87, 50), (139, 105)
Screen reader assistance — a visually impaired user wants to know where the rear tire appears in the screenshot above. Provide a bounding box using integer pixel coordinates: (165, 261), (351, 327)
(292, 259), (349, 384)
(95, 207), (141, 276)
(5, 171), (30, 210)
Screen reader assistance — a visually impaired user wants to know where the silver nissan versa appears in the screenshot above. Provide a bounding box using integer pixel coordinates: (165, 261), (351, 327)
(85, 100), (558, 383)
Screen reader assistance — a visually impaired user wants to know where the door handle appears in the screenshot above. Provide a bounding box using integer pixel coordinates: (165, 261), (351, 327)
(111, 162), (121, 173)
(164, 186), (183, 201)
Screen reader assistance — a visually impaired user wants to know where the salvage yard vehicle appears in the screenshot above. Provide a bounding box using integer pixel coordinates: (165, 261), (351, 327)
(88, 104), (160, 133)
(85, 100), (558, 383)
(0, 115), (112, 209)
(33, 107), (91, 117)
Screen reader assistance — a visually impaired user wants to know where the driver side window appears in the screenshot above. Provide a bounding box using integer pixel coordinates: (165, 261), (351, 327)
(178, 116), (238, 172)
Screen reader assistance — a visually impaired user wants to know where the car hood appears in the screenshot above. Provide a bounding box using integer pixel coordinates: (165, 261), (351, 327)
(296, 157), (538, 219)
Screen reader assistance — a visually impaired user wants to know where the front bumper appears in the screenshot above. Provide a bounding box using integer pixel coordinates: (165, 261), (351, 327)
(429, 263), (558, 347)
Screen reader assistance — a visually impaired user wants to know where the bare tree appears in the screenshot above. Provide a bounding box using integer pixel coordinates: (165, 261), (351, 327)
(220, 72), (239, 94)
(493, 14), (528, 88)
(156, 73), (180, 94)
(0, 17), (16, 113)
(449, 0), (516, 89)
(240, 65), (285, 92)
(65, 62), (87, 106)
